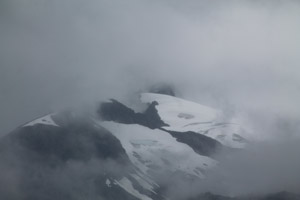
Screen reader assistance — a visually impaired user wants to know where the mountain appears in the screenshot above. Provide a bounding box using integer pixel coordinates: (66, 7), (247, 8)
(0, 111), (163, 200)
(0, 89), (298, 200)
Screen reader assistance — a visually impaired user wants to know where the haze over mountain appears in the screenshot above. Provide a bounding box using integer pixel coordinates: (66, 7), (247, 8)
(0, 88), (300, 199)
(1, 0), (300, 138)
(1, 0), (300, 199)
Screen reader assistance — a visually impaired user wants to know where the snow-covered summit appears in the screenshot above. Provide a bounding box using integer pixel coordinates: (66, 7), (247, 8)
(141, 93), (248, 148)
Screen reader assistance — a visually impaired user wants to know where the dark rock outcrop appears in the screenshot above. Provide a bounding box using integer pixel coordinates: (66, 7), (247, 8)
(162, 129), (224, 157)
(98, 99), (168, 129)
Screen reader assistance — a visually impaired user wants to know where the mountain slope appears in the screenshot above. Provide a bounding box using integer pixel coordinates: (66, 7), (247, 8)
(0, 111), (162, 200)
(141, 93), (248, 148)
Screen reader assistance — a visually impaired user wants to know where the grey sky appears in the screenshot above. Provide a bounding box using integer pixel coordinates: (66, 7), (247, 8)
(1, 0), (300, 136)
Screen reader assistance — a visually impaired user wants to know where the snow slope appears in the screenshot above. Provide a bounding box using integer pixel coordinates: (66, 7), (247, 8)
(141, 93), (247, 148)
(115, 177), (153, 200)
(100, 122), (217, 179)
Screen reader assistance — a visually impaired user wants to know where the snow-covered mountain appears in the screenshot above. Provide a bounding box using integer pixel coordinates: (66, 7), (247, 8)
(100, 122), (217, 179)
(141, 93), (247, 148)
(0, 89), (297, 200)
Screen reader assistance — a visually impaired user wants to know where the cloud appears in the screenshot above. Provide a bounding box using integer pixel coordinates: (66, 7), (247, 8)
(0, 0), (300, 140)
(154, 139), (300, 199)
(200, 138), (300, 197)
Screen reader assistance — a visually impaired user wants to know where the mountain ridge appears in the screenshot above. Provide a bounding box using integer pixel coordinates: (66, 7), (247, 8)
(0, 91), (298, 200)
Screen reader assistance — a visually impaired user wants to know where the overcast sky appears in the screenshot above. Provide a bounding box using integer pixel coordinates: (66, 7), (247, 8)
(1, 0), (300, 137)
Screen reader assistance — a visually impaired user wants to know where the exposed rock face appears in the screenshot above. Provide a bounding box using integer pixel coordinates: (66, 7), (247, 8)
(162, 129), (223, 157)
(98, 99), (168, 129)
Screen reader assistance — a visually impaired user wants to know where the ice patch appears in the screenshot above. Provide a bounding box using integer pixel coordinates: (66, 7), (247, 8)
(115, 177), (153, 200)
(23, 115), (59, 127)
(130, 173), (156, 194)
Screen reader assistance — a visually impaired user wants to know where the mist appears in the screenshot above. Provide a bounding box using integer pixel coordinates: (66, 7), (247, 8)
(1, 0), (300, 137)
(1, 1), (300, 198)
(161, 138), (300, 199)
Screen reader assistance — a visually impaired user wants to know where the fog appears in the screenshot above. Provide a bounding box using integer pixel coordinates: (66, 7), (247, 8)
(1, 0), (299, 137)
(1, 1), (300, 198)
(162, 139), (300, 199)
